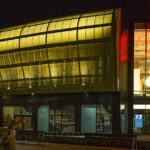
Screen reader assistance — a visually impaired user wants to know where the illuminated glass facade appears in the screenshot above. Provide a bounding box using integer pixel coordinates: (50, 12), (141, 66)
(0, 9), (120, 95)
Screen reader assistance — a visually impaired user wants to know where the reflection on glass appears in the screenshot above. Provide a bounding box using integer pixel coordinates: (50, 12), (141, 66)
(96, 104), (112, 133)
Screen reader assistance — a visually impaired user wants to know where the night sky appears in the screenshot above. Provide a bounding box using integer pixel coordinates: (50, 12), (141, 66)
(0, 0), (150, 29)
(0, 0), (120, 28)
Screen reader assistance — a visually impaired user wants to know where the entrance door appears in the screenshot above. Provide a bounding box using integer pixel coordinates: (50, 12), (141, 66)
(38, 105), (49, 132)
(81, 104), (96, 133)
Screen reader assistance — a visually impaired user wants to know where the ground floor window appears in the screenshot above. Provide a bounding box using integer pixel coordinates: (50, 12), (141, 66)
(49, 105), (75, 133)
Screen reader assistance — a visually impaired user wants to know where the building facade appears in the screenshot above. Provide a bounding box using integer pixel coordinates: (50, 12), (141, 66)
(0, 6), (149, 134)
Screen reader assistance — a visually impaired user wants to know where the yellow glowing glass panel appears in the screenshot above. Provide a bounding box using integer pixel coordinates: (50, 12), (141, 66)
(13, 39), (19, 49)
(47, 34), (54, 44)
(22, 66), (29, 78)
(11, 68), (18, 80)
(0, 55), (4, 65)
(15, 52), (21, 64)
(33, 25), (42, 34)
(79, 18), (87, 27)
(0, 32), (5, 40)
(40, 49), (47, 61)
(0, 28), (21, 40)
(80, 61), (88, 75)
(7, 40), (13, 50)
(32, 36), (39, 47)
(25, 37), (33, 47)
(79, 44), (87, 57)
(48, 48), (56, 60)
(21, 27), (29, 35)
(95, 27), (103, 39)
(72, 61), (79, 76)
(54, 32), (61, 43)
(70, 19), (78, 28)
(17, 67), (24, 79)
(48, 22), (56, 31)
(39, 35), (46, 45)
(104, 14), (112, 24)
(14, 28), (22, 37)
(87, 17), (95, 26)
(95, 16), (104, 25)
(20, 38), (26, 48)
(23, 66), (32, 78)
(62, 47), (70, 59)
(69, 30), (76, 41)
(8, 30), (15, 38)
(40, 23), (48, 32)
(42, 64), (49, 77)
(78, 29), (85, 40)
(2, 31), (10, 39)
(62, 31), (69, 43)
(86, 28), (94, 40)
(50, 63), (58, 77)
(55, 21), (63, 30)
(62, 20), (71, 29)
(0, 69), (10, 80)
(57, 63), (63, 76)
(0, 39), (19, 51)
(8, 53), (15, 65)
(33, 50), (41, 62)
(27, 26), (35, 35)
(103, 26), (111, 38)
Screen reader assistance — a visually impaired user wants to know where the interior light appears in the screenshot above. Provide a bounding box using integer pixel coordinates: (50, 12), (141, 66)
(146, 77), (150, 87)
(29, 85), (32, 89)
(82, 83), (85, 86)
(7, 87), (10, 90)
(31, 93), (34, 96)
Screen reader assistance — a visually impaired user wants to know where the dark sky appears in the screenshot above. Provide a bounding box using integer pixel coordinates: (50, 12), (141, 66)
(0, 0), (120, 28)
(0, 0), (150, 28)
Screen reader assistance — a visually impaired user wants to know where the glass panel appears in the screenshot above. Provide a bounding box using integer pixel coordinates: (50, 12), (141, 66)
(69, 30), (76, 42)
(39, 35), (46, 45)
(62, 20), (71, 29)
(24, 117), (32, 130)
(80, 61), (88, 75)
(134, 28), (145, 95)
(70, 45), (77, 58)
(27, 26), (35, 35)
(95, 16), (104, 25)
(22, 106), (32, 115)
(104, 14), (112, 24)
(95, 27), (103, 39)
(103, 26), (111, 38)
(54, 32), (62, 43)
(70, 19), (78, 28)
(48, 22), (56, 31)
(62, 31), (69, 43)
(86, 28), (94, 40)
(78, 29), (85, 40)
(40, 23), (49, 32)
(79, 18), (87, 27)
(47, 33), (54, 44)
(97, 104), (112, 133)
(3, 106), (14, 125)
(55, 21), (63, 30)
(87, 16), (95, 26)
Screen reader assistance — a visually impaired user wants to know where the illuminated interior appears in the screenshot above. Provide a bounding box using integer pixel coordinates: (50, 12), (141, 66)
(134, 23), (150, 96)
(0, 9), (120, 95)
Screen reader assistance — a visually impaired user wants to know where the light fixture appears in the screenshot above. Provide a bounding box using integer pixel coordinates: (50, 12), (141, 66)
(82, 83), (85, 86)
(7, 87), (10, 90)
(146, 77), (150, 87)
(29, 85), (32, 89)
(31, 92), (34, 96)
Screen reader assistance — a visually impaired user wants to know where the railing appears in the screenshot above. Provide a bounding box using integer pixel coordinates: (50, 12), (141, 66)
(16, 131), (137, 150)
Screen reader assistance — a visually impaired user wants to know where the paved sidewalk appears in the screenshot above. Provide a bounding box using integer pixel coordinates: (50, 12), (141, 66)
(16, 143), (129, 150)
